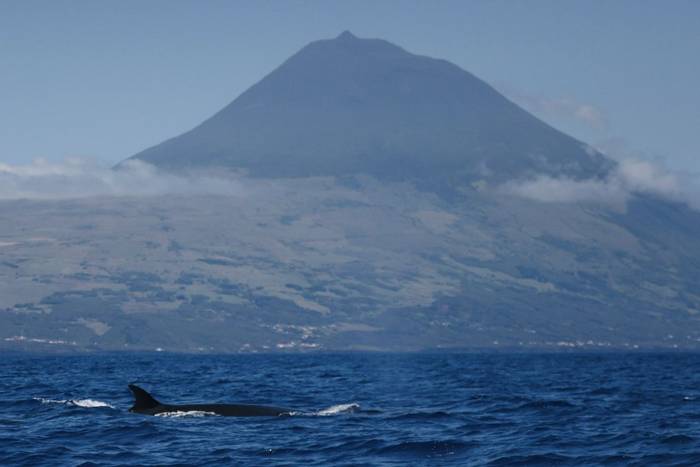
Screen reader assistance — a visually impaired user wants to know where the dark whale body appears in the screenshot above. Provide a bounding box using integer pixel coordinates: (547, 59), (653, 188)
(128, 384), (292, 417)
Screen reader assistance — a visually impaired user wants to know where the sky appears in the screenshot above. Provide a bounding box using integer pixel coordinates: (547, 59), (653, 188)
(1, 0), (698, 173)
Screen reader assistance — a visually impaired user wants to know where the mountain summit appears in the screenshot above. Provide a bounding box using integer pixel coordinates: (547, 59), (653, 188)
(125, 32), (611, 184)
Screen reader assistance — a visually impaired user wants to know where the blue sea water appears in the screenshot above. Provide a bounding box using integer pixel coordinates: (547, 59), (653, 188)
(1, 352), (700, 466)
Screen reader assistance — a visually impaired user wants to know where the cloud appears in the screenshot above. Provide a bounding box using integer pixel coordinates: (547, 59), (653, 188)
(499, 86), (608, 131)
(0, 158), (245, 200)
(501, 174), (626, 205)
(617, 158), (679, 197)
(571, 104), (606, 129)
(501, 158), (688, 208)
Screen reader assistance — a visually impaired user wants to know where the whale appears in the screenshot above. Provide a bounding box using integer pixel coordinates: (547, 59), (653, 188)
(128, 384), (292, 417)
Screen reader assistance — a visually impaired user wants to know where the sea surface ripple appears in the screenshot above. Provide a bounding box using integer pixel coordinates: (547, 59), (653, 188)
(2, 352), (700, 466)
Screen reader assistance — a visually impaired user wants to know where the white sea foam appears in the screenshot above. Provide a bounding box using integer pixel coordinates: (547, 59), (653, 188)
(5, 336), (77, 346)
(34, 397), (114, 409)
(283, 403), (360, 417)
(155, 411), (219, 418)
(316, 403), (360, 416)
(71, 399), (114, 408)
(35, 397), (66, 405)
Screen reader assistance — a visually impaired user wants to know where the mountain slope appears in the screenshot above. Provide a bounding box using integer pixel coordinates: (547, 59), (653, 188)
(2, 182), (700, 352)
(126, 31), (612, 184)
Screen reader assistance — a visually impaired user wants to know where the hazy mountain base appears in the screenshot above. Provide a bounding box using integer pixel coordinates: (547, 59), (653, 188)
(1, 175), (699, 352)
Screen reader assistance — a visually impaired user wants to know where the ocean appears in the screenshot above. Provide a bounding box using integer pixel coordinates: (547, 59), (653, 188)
(1, 352), (700, 466)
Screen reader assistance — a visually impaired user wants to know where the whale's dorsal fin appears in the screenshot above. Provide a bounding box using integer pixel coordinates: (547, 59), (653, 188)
(128, 384), (161, 411)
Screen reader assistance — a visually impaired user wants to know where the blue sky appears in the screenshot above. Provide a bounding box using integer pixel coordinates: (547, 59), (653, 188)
(1, 0), (698, 172)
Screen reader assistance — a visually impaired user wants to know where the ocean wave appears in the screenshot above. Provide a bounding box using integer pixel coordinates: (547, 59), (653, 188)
(10, 353), (700, 466)
(34, 397), (114, 409)
(488, 453), (574, 465)
(389, 411), (451, 421)
(374, 439), (470, 456)
(517, 399), (577, 410)
(660, 434), (694, 444)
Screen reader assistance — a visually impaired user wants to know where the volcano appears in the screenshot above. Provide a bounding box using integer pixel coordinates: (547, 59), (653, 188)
(125, 31), (611, 185)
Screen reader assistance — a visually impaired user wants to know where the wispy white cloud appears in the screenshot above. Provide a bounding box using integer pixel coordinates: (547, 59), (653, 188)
(519, 95), (607, 130)
(570, 103), (606, 129)
(0, 158), (245, 200)
(501, 173), (625, 205)
(498, 85), (608, 131)
(617, 158), (679, 197)
(501, 157), (690, 208)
